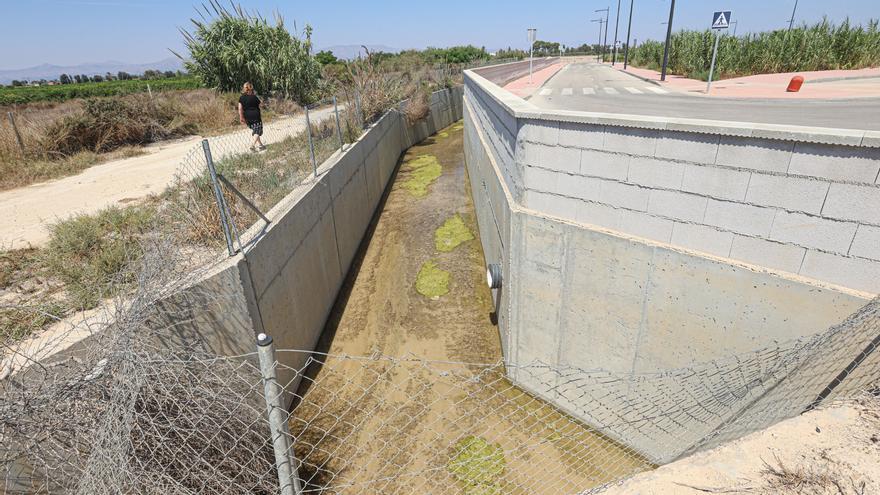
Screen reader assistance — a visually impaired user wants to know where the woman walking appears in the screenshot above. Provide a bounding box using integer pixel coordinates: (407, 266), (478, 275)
(238, 82), (265, 152)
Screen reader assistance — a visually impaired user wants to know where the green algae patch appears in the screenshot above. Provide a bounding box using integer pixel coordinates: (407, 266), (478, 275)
(435, 214), (474, 252)
(451, 122), (464, 131)
(415, 260), (449, 298)
(448, 436), (506, 495)
(438, 131), (450, 138)
(401, 154), (442, 198)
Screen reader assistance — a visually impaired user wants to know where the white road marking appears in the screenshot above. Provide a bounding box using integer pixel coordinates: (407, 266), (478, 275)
(625, 87), (643, 94)
(603, 87), (619, 95)
(645, 86), (668, 94)
(561, 88), (573, 96)
(582, 87), (596, 95)
(539, 88), (553, 96)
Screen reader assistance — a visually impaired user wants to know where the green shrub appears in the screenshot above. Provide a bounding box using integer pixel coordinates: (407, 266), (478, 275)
(43, 205), (156, 308)
(179, 1), (321, 103)
(629, 18), (880, 80)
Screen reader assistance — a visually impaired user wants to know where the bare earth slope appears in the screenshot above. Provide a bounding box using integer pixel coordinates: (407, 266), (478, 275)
(602, 395), (880, 495)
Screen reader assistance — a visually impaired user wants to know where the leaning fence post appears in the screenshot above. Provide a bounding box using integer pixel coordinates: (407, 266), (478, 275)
(333, 95), (343, 150)
(303, 105), (317, 177)
(7, 112), (25, 156)
(202, 139), (235, 256)
(256, 333), (303, 495)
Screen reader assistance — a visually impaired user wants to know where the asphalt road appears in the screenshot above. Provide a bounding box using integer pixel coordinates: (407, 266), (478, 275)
(527, 63), (880, 131)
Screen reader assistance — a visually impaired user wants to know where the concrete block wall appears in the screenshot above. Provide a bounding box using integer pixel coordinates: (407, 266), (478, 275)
(518, 120), (880, 294)
(463, 68), (878, 462)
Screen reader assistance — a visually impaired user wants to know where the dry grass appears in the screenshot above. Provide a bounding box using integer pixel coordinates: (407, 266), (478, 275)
(0, 88), (301, 191)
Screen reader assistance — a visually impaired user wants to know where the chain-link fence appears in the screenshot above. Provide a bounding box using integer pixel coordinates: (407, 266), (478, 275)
(2, 70), (879, 493)
(2, 292), (878, 494)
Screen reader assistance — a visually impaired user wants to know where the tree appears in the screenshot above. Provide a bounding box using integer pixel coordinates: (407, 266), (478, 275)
(59, 74), (71, 84)
(92, 75), (104, 82)
(177, 0), (321, 102)
(105, 72), (114, 81)
(142, 69), (161, 80)
(163, 70), (176, 78)
(315, 50), (338, 65)
(117, 71), (132, 80)
(533, 40), (561, 56)
(11, 80), (23, 86)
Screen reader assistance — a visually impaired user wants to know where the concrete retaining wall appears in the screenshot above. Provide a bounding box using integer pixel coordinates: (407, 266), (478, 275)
(150, 88), (463, 393)
(463, 67), (878, 462)
(471, 58), (561, 86)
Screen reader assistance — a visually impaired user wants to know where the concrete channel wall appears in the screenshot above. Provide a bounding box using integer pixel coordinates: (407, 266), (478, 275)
(463, 67), (878, 461)
(149, 88), (463, 395)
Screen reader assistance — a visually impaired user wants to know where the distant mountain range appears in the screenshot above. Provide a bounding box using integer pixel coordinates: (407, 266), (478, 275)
(320, 45), (400, 60)
(0, 57), (185, 84)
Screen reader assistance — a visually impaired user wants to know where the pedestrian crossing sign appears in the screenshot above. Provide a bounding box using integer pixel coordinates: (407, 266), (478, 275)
(712, 11), (731, 30)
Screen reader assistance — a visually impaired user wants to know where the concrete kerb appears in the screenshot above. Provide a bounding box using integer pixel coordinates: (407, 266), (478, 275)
(463, 69), (880, 148)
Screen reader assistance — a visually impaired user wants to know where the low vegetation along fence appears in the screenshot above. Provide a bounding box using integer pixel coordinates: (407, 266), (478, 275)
(629, 19), (880, 79)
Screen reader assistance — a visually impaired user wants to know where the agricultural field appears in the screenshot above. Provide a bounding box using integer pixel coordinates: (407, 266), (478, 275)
(628, 19), (880, 80)
(0, 76), (202, 105)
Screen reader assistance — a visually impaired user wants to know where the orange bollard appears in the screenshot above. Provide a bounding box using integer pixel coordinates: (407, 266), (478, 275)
(787, 75), (805, 92)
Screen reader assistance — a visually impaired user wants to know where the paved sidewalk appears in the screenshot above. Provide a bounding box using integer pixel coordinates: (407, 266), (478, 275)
(503, 62), (567, 98)
(619, 64), (880, 99)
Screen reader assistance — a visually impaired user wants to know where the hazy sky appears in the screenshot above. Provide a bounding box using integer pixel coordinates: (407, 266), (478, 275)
(1, 0), (877, 69)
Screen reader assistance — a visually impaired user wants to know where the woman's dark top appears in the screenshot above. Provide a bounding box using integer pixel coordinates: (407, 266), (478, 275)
(239, 94), (261, 123)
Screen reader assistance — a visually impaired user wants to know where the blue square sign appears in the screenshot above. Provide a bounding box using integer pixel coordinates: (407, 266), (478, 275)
(712, 11), (731, 29)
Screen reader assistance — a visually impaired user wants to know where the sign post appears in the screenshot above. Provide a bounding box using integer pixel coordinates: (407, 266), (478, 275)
(528, 28), (537, 84)
(706, 10), (731, 94)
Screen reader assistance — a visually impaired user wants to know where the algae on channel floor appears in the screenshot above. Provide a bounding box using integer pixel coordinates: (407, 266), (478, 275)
(401, 154), (442, 198)
(448, 436), (506, 495)
(415, 260), (449, 298)
(435, 214), (474, 252)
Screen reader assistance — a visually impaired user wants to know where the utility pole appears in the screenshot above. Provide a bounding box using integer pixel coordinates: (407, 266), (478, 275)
(591, 18), (604, 63)
(612, 0), (622, 64)
(787, 0), (799, 33)
(595, 7), (610, 62)
(660, 0), (676, 81)
(623, 0), (634, 69)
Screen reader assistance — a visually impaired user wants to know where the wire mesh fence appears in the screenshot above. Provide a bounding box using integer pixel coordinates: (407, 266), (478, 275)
(2, 291), (878, 494)
(1, 64), (879, 494)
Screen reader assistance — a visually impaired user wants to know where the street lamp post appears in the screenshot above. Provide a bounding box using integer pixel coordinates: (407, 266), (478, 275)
(595, 7), (610, 62)
(787, 0), (799, 33)
(660, 0), (676, 81)
(731, 20), (739, 37)
(527, 28), (537, 84)
(591, 19), (604, 63)
(612, 0), (622, 64)
(623, 0), (634, 69)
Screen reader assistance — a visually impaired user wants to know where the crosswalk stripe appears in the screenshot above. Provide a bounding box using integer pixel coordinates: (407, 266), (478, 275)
(561, 88), (573, 96)
(645, 86), (668, 94)
(582, 87), (595, 95)
(538, 88), (552, 96)
(625, 87), (643, 94)
(603, 87), (619, 94)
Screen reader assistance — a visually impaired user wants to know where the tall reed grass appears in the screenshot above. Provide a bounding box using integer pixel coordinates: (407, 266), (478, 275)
(630, 19), (880, 80)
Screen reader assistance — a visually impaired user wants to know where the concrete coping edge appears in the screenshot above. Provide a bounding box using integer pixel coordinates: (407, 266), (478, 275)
(464, 69), (880, 148)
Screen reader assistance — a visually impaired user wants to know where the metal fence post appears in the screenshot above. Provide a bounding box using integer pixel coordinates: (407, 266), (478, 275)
(256, 333), (303, 495)
(7, 112), (25, 156)
(303, 105), (317, 177)
(202, 139), (235, 256)
(333, 96), (344, 150)
(354, 91), (364, 129)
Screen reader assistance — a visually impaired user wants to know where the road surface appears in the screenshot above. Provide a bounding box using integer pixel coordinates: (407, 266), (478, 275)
(0, 106), (338, 248)
(527, 63), (880, 131)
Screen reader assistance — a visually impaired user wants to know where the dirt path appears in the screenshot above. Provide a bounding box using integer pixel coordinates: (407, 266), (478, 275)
(289, 122), (650, 494)
(0, 106), (337, 249)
